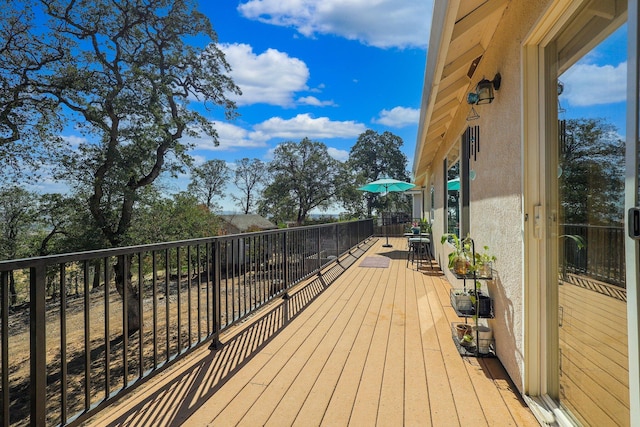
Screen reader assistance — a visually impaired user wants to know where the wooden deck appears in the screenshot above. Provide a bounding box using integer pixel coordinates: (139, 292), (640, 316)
(86, 237), (538, 427)
(559, 276), (629, 426)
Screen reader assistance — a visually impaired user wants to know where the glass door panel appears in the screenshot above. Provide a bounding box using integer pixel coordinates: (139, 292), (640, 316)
(556, 24), (629, 426)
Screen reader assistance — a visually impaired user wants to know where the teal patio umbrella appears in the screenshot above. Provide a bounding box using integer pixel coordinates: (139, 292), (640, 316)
(448, 178), (460, 191)
(358, 178), (416, 247)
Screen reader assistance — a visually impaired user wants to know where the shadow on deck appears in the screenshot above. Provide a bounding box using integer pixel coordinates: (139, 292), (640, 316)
(86, 237), (538, 427)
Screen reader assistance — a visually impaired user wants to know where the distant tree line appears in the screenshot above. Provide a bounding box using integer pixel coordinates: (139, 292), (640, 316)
(0, 128), (411, 262)
(0, 0), (411, 323)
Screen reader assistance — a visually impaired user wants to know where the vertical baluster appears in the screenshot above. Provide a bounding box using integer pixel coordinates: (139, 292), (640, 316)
(152, 251), (158, 370)
(187, 246), (192, 347)
(165, 249), (170, 362)
(231, 239), (236, 323)
(1, 271), (9, 427)
(211, 239), (221, 349)
(83, 260), (91, 410)
(197, 245), (202, 342)
(60, 264), (68, 424)
(104, 258), (111, 399)
(122, 255), (129, 387)
(176, 247), (181, 354)
(138, 252), (144, 379)
(30, 262), (47, 426)
(242, 238), (247, 317)
(205, 243), (211, 336)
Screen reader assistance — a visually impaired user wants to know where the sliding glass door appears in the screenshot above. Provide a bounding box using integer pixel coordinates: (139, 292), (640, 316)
(552, 3), (629, 425)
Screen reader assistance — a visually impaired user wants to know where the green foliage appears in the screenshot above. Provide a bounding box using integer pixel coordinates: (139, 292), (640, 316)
(232, 158), (266, 214)
(188, 160), (230, 212)
(132, 191), (220, 244)
(344, 130), (411, 217)
(440, 233), (472, 269)
(0, 3), (65, 181)
(258, 138), (345, 224)
(7, 0), (239, 249)
(474, 245), (497, 266)
(559, 118), (624, 225)
(0, 186), (38, 260)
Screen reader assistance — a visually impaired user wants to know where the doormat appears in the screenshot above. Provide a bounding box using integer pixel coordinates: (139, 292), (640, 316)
(359, 256), (390, 268)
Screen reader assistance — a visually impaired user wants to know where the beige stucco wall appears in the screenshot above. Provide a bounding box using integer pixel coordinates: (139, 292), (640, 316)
(424, 0), (552, 394)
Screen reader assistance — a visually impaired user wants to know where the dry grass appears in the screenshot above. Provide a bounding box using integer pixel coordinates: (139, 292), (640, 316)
(5, 269), (283, 427)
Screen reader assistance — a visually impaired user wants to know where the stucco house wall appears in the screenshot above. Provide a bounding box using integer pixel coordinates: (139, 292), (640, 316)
(424, 0), (552, 393)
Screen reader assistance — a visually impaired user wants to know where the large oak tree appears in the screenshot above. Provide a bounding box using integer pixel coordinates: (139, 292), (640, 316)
(5, 0), (240, 333)
(344, 130), (411, 217)
(259, 138), (344, 225)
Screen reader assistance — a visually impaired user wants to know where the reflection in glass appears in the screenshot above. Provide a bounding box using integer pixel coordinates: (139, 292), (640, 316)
(556, 27), (629, 426)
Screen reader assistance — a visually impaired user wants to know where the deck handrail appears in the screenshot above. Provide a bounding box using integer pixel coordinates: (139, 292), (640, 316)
(0, 219), (373, 426)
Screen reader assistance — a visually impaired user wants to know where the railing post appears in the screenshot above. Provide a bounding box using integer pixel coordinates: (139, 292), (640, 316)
(210, 239), (221, 350)
(335, 224), (340, 263)
(30, 262), (46, 426)
(2, 271), (9, 427)
(283, 232), (289, 293)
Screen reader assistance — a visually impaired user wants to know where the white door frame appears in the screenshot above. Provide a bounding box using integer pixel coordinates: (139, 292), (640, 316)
(522, 0), (640, 424)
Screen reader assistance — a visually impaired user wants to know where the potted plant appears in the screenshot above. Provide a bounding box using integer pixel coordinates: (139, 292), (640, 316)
(474, 245), (496, 278)
(455, 323), (473, 340)
(441, 233), (472, 275)
(469, 282), (492, 317)
(410, 222), (421, 235)
(460, 333), (475, 348)
(419, 217), (432, 234)
(450, 289), (474, 315)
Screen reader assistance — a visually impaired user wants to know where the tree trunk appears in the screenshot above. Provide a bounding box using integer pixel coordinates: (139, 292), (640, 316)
(9, 271), (17, 306)
(114, 255), (141, 335)
(92, 260), (101, 290)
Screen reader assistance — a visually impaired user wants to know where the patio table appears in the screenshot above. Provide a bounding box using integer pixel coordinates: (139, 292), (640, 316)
(407, 236), (433, 270)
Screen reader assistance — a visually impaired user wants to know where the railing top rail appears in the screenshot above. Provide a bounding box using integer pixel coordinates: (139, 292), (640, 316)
(560, 223), (624, 230)
(0, 219), (371, 271)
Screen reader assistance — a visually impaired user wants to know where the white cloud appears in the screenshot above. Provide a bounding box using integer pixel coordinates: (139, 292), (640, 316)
(189, 114), (364, 152)
(237, 0), (432, 49)
(297, 95), (336, 106)
(190, 121), (269, 151)
(61, 135), (88, 148)
(219, 43), (310, 106)
(373, 106), (419, 127)
(252, 113), (366, 139)
(561, 61), (626, 107)
(327, 146), (349, 161)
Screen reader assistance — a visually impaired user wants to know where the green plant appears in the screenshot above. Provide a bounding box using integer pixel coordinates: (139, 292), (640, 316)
(440, 233), (472, 271)
(419, 217), (432, 234)
(474, 245), (496, 266)
(461, 333), (475, 347)
(473, 245), (496, 277)
(559, 234), (585, 249)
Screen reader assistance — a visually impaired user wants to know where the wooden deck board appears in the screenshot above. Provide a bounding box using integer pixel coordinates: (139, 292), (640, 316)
(559, 279), (630, 426)
(85, 237), (539, 427)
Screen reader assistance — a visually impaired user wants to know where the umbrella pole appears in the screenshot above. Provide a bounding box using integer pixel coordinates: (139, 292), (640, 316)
(382, 184), (392, 247)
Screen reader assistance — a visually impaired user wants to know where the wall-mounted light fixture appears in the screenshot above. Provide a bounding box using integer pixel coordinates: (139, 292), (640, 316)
(467, 73), (501, 105)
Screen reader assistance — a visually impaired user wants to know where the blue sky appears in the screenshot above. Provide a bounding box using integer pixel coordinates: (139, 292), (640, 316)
(160, 0), (433, 210)
(38, 2), (628, 213)
(559, 25), (627, 135)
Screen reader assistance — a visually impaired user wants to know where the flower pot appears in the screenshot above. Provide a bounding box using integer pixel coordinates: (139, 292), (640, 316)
(451, 291), (474, 315)
(474, 325), (493, 354)
(411, 227), (421, 235)
(477, 263), (492, 278)
(476, 294), (492, 317)
(454, 258), (469, 275)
